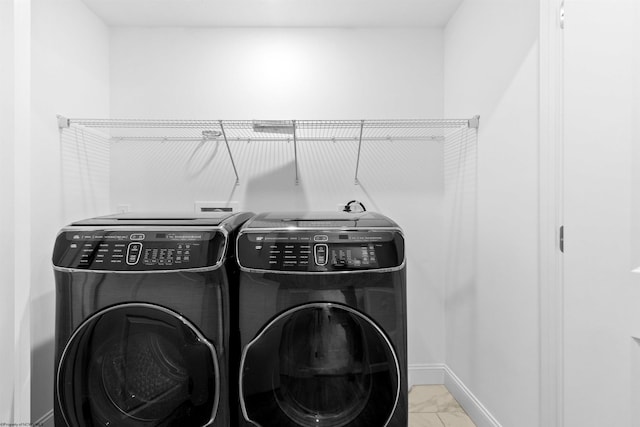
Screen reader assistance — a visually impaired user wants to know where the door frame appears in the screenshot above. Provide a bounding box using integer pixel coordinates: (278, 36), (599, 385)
(538, 0), (565, 426)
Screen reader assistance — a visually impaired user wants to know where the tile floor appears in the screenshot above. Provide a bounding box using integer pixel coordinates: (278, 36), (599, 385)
(409, 385), (477, 427)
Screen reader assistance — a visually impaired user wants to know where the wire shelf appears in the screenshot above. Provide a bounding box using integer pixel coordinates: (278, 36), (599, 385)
(58, 116), (479, 185)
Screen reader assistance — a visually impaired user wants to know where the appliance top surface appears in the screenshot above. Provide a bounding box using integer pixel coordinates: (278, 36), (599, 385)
(244, 211), (399, 230)
(70, 211), (239, 227)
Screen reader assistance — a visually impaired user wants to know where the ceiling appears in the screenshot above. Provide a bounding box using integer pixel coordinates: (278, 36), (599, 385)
(80, 0), (465, 28)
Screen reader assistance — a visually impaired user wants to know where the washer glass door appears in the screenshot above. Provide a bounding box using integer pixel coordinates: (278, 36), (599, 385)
(57, 303), (219, 427)
(240, 303), (400, 427)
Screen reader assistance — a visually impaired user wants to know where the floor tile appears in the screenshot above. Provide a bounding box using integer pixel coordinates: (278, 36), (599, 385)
(409, 385), (464, 413)
(438, 412), (477, 427)
(409, 413), (445, 427)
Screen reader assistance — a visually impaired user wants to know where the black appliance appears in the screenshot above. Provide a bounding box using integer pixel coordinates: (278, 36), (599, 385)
(236, 211), (407, 427)
(52, 212), (252, 427)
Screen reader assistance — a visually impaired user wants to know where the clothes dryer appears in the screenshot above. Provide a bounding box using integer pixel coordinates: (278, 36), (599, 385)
(52, 212), (252, 427)
(236, 211), (407, 427)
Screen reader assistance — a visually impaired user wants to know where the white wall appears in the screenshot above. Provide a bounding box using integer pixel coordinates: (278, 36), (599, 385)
(12, 0), (33, 423)
(110, 28), (442, 120)
(0, 0), (16, 422)
(30, 0), (110, 421)
(443, 1), (540, 426)
(109, 27), (448, 368)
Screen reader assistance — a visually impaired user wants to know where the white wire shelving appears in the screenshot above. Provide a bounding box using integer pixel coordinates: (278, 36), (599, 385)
(57, 116), (479, 185)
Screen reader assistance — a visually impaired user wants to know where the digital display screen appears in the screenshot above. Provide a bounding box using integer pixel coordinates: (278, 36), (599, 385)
(330, 245), (378, 268)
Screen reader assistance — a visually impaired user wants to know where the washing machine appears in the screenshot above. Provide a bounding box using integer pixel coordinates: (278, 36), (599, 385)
(235, 211), (407, 427)
(52, 212), (252, 427)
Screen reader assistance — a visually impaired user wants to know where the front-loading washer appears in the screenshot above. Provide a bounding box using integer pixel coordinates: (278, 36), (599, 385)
(52, 212), (252, 427)
(235, 211), (407, 427)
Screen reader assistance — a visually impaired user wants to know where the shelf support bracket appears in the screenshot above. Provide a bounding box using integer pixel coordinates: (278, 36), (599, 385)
(57, 115), (70, 130)
(354, 120), (365, 185)
(292, 120), (299, 185)
(468, 115), (480, 129)
(219, 120), (240, 185)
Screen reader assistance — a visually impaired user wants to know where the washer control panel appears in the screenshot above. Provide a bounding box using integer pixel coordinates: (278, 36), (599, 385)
(237, 230), (404, 272)
(53, 229), (226, 271)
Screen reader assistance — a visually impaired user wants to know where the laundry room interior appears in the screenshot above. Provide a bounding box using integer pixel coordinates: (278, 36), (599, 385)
(2, 0), (639, 427)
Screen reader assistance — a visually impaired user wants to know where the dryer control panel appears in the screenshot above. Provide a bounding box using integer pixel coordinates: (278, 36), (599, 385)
(237, 230), (404, 272)
(53, 229), (226, 271)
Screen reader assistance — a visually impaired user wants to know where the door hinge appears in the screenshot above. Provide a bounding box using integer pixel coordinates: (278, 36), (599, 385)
(559, 225), (564, 253)
(560, 1), (565, 29)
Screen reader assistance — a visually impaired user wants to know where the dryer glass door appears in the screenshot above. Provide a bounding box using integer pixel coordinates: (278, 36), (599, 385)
(240, 303), (400, 427)
(57, 303), (219, 427)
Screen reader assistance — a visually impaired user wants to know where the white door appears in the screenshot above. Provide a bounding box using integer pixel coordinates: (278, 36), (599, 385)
(562, 1), (640, 426)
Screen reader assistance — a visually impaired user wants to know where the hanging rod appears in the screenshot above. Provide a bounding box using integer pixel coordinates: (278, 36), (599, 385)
(110, 136), (444, 143)
(58, 117), (478, 133)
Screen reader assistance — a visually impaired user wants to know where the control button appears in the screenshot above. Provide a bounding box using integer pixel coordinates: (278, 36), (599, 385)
(130, 234), (145, 241)
(314, 244), (328, 266)
(126, 242), (143, 265)
(333, 257), (347, 267)
(314, 235), (329, 242)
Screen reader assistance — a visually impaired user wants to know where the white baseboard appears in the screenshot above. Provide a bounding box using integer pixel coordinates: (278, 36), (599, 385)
(443, 365), (503, 427)
(409, 363), (502, 427)
(408, 363), (446, 388)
